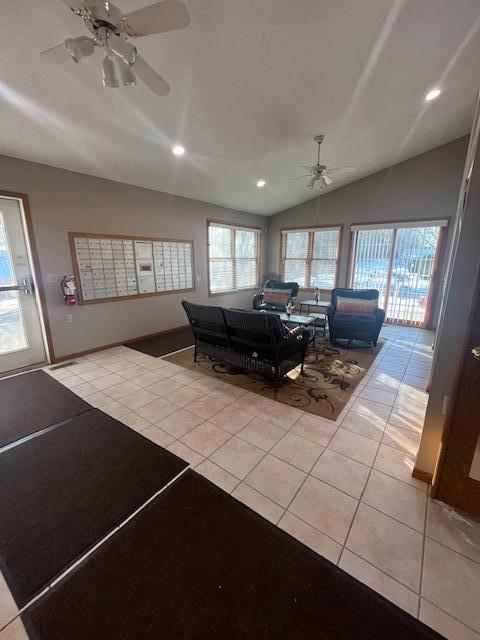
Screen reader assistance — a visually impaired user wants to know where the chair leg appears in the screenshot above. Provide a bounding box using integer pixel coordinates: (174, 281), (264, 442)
(193, 345), (198, 362)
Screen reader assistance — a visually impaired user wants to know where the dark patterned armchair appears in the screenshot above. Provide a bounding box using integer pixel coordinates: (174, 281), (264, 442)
(327, 288), (385, 346)
(252, 280), (299, 312)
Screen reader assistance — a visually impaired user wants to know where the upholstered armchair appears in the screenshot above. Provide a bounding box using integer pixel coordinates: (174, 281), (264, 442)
(327, 288), (385, 346)
(252, 280), (300, 312)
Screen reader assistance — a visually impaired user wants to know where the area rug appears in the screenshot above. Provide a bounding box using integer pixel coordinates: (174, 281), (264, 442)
(23, 471), (442, 640)
(164, 337), (384, 421)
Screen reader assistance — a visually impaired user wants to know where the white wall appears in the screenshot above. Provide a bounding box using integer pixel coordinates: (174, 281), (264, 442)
(0, 155), (266, 360)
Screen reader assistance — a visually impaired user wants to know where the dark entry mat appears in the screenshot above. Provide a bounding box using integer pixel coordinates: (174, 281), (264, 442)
(0, 369), (91, 449)
(0, 409), (187, 607)
(23, 472), (443, 640)
(126, 326), (193, 357)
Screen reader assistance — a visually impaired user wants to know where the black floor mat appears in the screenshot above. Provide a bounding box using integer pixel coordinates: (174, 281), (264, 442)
(0, 370), (91, 449)
(126, 326), (194, 357)
(0, 409), (187, 607)
(23, 471), (443, 640)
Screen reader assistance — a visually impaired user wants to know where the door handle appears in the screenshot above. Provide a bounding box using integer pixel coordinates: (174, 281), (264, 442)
(0, 285), (22, 292)
(471, 347), (480, 361)
(0, 278), (34, 295)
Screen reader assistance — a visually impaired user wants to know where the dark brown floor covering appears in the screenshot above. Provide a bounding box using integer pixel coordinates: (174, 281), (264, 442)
(0, 409), (187, 607)
(23, 471), (443, 640)
(126, 326), (194, 357)
(0, 370), (91, 449)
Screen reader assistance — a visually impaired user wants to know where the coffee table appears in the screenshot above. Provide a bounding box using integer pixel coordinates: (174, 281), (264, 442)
(298, 299), (330, 337)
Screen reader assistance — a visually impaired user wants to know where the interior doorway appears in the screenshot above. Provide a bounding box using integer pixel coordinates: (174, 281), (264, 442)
(349, 220), (447, 328)
(0, 196), (48, 375)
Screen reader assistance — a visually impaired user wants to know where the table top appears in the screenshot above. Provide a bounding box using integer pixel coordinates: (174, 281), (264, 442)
(279, 313), (316, 326)
(300, 299), (330, 308)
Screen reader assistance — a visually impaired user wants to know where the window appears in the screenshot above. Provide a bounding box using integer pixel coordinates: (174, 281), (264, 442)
(280, 226), (341, 290)
(208, 221), (260, 294)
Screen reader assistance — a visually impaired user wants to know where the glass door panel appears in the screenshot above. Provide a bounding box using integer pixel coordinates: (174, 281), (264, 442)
(388, 226), (441, 326)
(351, 228), (394, 310)
(0, 198), (47, 374)
(351, 223), (444, 328)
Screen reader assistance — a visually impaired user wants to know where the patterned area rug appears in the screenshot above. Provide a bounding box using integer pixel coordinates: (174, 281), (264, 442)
(164, 337), (384, 421)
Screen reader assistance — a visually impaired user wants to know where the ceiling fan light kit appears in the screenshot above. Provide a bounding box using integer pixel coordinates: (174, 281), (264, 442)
(102, 55), (119, 88)
(289, 134), (355, 192)
(40, 0), (191, 95)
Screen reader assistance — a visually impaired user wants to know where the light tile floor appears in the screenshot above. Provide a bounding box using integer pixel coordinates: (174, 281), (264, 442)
(1, 325), (480, 640)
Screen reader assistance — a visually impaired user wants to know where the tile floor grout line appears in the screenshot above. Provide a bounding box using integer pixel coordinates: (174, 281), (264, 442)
(422, 532), (480, 567)
(419, 595), (480, 636)
(417, 487), (430, 617)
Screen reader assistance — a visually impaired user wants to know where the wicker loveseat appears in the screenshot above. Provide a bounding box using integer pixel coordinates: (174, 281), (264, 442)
(327, 288), (385, 346)
(182, 301), (310, 387)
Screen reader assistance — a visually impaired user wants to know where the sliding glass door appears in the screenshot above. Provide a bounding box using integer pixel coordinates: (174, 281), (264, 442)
(350, 221), (446, 327)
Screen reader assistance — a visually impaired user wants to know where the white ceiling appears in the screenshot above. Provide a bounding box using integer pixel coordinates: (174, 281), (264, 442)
(1, 0), (480, 215)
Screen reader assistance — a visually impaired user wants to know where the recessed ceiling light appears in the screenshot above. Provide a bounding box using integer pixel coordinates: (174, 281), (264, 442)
(172, 145), (185, 156)
(425, 88), (441, 102)
(256, 179), (266, 188)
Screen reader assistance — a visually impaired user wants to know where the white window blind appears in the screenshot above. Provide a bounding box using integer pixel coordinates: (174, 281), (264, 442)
(281, 227), (341, 290)
(208, 221), (260, 294)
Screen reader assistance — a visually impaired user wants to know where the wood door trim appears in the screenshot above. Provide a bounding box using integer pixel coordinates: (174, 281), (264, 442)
(432, 260), (480, 510)
(0, 190), (55, 363)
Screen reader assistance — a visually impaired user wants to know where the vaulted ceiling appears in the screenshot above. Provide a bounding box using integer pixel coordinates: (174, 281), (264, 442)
(1, 0), (480, 215)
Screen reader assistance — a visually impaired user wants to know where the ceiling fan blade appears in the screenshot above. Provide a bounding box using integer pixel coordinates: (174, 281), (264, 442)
(286, 175), (311, 181)
(122, 0), (190, 37)
(325, 166), (356, 176)
(134, 56), (170, 95)
(322, 174), (333, 186)
(39, 41), (69, 64)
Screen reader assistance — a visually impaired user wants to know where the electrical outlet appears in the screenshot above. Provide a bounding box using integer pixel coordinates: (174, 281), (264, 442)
(65, 314), (73, 324)
(47, 274), (58, 283)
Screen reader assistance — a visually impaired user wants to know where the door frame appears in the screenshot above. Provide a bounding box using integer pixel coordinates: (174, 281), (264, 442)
(0, 190), (53, 366)
(346, 217), (450, 329)
(431, 260), (480, 507)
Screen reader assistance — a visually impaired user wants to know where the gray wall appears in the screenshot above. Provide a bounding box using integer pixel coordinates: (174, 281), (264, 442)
(266, 136), (469, 327)
(0, 155), (266, 360)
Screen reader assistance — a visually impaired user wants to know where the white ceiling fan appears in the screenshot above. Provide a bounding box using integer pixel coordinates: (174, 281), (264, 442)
(39, 0), (191, 95)
(290, 135), (355, 190)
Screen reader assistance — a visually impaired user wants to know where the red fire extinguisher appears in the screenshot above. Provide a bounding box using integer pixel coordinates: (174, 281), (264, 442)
(61, 275), (77, 306)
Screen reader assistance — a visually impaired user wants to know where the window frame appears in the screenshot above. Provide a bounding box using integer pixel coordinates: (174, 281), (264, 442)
(279, 224), (343, 292)
(207, 219), (261, 296)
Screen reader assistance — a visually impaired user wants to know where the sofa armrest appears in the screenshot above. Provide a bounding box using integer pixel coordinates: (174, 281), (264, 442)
(252, 293), (263, 310)
(375, 307), (386, 327)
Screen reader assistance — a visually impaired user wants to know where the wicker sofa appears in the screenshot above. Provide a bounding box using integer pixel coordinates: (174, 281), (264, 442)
(182, 301), (310, 387)
(327, 288), (385, 346)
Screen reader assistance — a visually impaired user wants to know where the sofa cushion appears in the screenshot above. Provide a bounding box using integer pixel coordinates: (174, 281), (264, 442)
(263, 288), (291, 306)
(336, 296), (377, 316)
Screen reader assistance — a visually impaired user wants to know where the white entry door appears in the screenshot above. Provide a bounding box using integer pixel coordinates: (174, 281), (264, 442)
(0, 197), (47, 374)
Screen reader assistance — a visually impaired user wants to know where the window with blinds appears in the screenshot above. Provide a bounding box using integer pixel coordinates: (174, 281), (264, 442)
(280, 226), (341, 290)
(208, 221), (260, 294)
